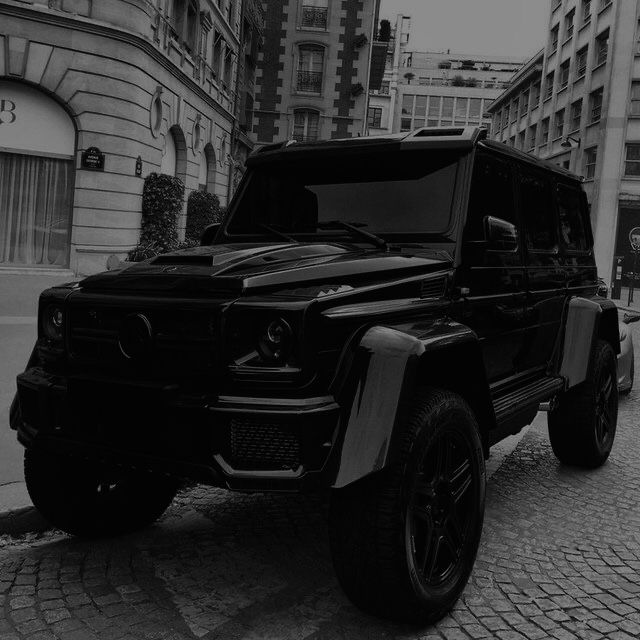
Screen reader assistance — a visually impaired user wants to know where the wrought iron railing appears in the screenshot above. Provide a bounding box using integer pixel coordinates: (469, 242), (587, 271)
(301, 6), (328, 29)
(297, 70), (323, 93)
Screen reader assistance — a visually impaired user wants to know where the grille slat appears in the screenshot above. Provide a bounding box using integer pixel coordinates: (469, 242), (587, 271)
(420, 276), (447, 299)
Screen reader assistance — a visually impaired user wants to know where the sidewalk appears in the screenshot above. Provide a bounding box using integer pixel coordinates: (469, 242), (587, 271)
(0, 270), (74, 533)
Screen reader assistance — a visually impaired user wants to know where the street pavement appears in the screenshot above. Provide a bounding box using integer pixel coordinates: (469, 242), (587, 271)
(0, 393), (639, 639)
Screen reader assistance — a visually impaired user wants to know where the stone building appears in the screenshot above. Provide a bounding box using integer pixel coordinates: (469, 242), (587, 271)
(254, 0), (381, 144)
(367, 14), (525, 137)
(0, 0), (245, 275)
(488, 0), (640, 290)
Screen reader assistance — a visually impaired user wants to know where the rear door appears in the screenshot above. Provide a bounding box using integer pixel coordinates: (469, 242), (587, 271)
(517, 165), (566, 374)
(455, 151), (527, 384)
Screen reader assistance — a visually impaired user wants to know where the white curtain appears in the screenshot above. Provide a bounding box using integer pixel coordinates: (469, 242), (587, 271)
(0, 152), (73, 267)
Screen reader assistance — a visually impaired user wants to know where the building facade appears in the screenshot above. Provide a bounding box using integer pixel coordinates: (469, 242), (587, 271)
(0, 0), (246, 275)
(367, 14), (525, 137)
(489, 0), (640, 290)
(254, 0), (381, 144)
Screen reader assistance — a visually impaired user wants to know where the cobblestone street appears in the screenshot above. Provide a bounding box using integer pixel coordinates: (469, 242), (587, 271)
(1, 392), (640, 640)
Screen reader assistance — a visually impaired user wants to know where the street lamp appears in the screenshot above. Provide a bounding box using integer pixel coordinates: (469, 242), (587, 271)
(561, 135), (581, 148)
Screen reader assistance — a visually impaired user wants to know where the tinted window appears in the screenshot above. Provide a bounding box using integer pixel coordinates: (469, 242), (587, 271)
(519, 169), (557, 251)
(557, 183), (589, 251)
(227, 150), (461, 238)
(465, 154), (516, 242)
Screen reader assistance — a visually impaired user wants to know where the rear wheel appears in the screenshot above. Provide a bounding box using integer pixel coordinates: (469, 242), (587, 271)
(548, 339), (618, 467)
(329, 389), (485, 624)
(25, 449), (180, 538)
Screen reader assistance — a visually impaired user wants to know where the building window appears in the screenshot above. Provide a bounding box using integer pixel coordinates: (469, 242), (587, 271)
(518, 131), (526, 149)
(554, 109), (565, 139)
(528, 124), (537, 150)
(292, 109), (320, 141)
(589, 87), (604, 123)
(379, 80), (390, 95)
(595, 29), (609, 66)
(171, 0), (199, 53)
(576, 45), (588, 79)
(541, 117), (550, 144)
(582, 0), (592, 23)
(584, 146), (597, 178)
(297, 45), (324, 93)
(631, 82), (640, 116)
(520, 90), (529, 117)
(223, 47), (233, 88)
(559, 60), (570, 89)
(503, 104), (510, 128)
(532, 81), (541, 106)
(367, 107), (382, 129)
(564, 9), (575, 40)
(570, 99), (583, 131)
(300, 0), (328, 30)
(469, 98), (482, 122)
(625, 144), (640, 177)
(400, 118), (412, 131)
(550, 24), (559, 52)
(212, 31), (223, 79)
(544, 71), (555, 100)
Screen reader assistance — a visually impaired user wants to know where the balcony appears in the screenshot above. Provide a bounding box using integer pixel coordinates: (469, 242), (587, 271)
(297, 70), (323, 93)
(301, 6), (328, 29)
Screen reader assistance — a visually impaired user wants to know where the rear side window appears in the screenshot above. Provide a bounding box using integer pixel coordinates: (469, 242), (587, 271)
(557, 183), (589, 252)
(519, 168), (557, 252)
(465, 153), (516, 242)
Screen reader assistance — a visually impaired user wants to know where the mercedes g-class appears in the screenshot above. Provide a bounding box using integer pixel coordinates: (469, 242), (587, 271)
(10, 127), (619, 624)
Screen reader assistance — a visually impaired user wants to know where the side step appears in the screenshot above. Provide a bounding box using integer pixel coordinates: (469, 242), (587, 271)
(493, 377), (564, 425)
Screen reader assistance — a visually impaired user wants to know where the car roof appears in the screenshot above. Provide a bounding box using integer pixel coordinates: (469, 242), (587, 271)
(247, 126), (583, 183)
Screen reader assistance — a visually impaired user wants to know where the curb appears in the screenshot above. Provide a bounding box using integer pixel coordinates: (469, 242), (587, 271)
(0, 482), (51, 537)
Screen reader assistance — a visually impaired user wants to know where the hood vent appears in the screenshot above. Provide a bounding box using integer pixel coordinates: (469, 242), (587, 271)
(420, 276), (447, 299)
(152, 254), (214, 266)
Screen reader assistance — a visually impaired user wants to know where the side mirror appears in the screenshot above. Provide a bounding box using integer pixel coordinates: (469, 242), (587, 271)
(200, 223), (221, 246)
(484, 216), (519, 252)
(623, 312), (640, 325)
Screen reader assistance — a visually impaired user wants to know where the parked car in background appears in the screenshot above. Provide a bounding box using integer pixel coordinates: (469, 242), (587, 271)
(597, 278), (636, 395)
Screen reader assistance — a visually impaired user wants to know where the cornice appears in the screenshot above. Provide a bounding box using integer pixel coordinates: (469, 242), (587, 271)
(0, 1), (236, 122)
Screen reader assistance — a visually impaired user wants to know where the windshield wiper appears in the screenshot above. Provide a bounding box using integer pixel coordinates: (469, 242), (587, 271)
(318, 221), (387, 251)
(258, 224), (298, 244)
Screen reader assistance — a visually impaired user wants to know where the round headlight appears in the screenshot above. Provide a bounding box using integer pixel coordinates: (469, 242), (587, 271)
(258, 318), (292, 364)
(43, 305), (64, 341)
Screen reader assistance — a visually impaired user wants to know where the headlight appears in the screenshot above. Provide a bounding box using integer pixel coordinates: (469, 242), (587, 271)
(42, 305), (64, 341)
(257, 318), (293, 364)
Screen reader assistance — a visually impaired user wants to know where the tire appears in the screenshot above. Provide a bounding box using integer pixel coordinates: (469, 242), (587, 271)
(329, 388), (486, 624)
(620, 350), (634, 396)
(548, 339), (618, 468)
(24, 448), (180, 538)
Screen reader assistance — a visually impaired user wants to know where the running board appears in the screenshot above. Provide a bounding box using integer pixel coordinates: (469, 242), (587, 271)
(493, 377), (564, 425)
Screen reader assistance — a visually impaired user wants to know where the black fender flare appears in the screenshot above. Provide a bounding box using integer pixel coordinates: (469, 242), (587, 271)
(559, 296), (619, 388)
(329, 320), (494, 488)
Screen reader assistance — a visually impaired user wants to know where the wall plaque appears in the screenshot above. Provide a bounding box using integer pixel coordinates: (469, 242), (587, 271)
(81, 147), (105, 171)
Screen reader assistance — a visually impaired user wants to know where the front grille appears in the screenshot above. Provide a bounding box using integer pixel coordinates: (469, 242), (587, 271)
(68, 301), (219, 376)
(420, 276), (447, 299)
(229, 419), (300, 471)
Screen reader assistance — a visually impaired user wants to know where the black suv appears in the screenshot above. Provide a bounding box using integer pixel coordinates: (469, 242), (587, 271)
(11, 127), (619, 624)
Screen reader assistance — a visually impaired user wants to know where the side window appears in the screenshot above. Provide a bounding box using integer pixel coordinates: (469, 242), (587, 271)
(519, 168), (557, 252)
(557, 183), (589, 251)
(465, 154), (516, 243)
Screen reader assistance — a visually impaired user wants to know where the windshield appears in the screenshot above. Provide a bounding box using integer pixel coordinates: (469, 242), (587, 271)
(225, 149), (461, 242)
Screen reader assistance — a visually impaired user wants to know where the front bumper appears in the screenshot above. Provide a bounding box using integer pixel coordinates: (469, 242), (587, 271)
(12, 368), (341, 491)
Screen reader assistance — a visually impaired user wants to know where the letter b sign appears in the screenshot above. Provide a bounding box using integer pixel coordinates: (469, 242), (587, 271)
(0, 100), (16, 124)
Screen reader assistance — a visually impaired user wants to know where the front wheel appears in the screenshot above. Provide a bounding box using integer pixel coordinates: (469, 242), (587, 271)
(548, 339), (618, 468)
(25, 448), (180, 538)
(329, 389), (485, 624)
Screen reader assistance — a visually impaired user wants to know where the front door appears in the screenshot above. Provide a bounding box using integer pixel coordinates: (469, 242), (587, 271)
(455, 151), (526, 385)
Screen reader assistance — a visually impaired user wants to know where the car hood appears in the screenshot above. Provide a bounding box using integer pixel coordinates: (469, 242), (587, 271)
(79, 243), (451, 297)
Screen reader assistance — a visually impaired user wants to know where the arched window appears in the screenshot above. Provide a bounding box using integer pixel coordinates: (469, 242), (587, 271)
(198, 145), (217, 192)
(292, 109), (320, 142)
(296, 45), (324, 94)
(160, 131), (177, 176)
(0, 81), (75, 267)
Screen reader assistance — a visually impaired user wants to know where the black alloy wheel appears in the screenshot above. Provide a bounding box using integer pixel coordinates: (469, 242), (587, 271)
(406, 428), (476, 588)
